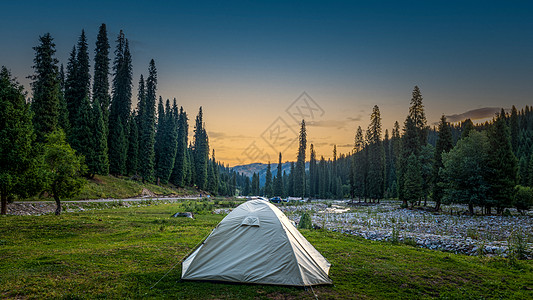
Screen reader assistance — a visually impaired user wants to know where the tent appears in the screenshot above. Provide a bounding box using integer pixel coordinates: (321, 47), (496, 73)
(181, 199), (332, 286)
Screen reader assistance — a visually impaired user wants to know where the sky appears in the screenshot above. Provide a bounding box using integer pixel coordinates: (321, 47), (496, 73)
(1, 1), (532, 166)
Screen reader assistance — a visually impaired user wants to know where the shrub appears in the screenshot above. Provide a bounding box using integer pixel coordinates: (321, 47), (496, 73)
(298, 212), (313, 230)
(513, 185), (533, 214)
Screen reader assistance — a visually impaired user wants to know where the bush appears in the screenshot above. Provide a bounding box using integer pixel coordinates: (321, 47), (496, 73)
(513, 186), (533, 214)
(298, 212), (313, 230)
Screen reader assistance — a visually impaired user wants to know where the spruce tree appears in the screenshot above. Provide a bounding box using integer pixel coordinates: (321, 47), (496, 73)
(274, 152), (283, 196)
(154, 97), (165, 183)
(404, 153), (423, 208)
(193, 107), (209, 189)
(318, 157), (326, 199)
(30, 33), (60, 142)
(309, 145), (317, 198)
(510, 105), (519, 154)
(93, 23), (111, 135)
(251, 172), (259, 195)
(433, 115), (453, 211)
(461, 119), (475, 138)
(408, 85), (427, 146)
(353, 126), (367, 201)
(67, 30), (93, 166)
(210, 150), (219, 194)
(0, 67), (36, 214)
(108, 115), (127, 174)
(288, 162), (295, 196)
(366, 105), (384, 201)
(89, 97), (109, 175)
(487, 109), (518, 213)
(528, 154), (533, 187)
(171, 106), (188, 187)
(398, 116), (419, 205)
(139, 60), (157, 182)
(294, 120), (307, 198)
(57, 64), (70, 133)
(64, 46), (78, 128)
(156, 99), (178, 184)
(126, 113), (139, 175)
(265, 162), (272, 197)
(108, 31), (132, 175)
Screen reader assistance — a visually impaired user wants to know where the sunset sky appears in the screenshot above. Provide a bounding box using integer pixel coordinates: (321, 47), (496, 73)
(1, 1), (532, 166)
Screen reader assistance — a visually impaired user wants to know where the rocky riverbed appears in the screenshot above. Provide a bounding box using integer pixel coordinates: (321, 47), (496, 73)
(278, 201), (533, 259)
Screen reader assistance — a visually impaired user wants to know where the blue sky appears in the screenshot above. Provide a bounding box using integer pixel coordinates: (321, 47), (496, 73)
(1, 1), (532, 164)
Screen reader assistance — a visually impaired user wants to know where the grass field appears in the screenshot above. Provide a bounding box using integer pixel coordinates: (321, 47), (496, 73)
(1, 201), (532, 299)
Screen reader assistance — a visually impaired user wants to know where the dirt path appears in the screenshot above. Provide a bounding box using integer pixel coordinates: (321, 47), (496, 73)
(7, 195), (203, 216)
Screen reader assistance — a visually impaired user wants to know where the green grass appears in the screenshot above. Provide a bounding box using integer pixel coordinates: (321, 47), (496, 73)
(74, 175), (197, 200)
(1, 203), (532, 299)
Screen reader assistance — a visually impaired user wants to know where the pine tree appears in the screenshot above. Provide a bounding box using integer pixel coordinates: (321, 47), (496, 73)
(366, 105), (384, 201)
(30, 33), (60, 142)
(108, 115), (127, 174)
(510, 105), (519, 154)
(408, 85), (427, 146)
(65, 46), (78, 128)
(89, 97), (109, 175)
(57, 64), (70, 133)
(139, 59), (157, 182)
(126, 113), (139, 175)
(211, 150), (219, 194)
(404, 153), (423, 208)
(93, 23), (111, 136)
(309, 145), (317, 198)
(487, 109), (518, 213)
(108, 31), (132, 175)
(265, 162), (272, 197)
(155, 99), (178, 184)
(528, 154), (533, 187)
(251, 172), (259, 195)
(318, 157), (326, 199)
(353, 126), (367, 201)
(193, 107), (209, 189)
(461, 119), (475, 138)
(171, 106), (188, 187)
(398, 116), (420, 205)
(0, 67), (36, 214)
(288, 162), (295, 196)
(274, 152), (283, 196)
(433, 115), (453, 211)
(154, 97), (165, 183)
(66, 30), (93, 168)
(294, 120), (307, 198)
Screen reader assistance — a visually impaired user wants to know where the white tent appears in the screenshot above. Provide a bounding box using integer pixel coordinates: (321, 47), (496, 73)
(181, 199), (332, 286)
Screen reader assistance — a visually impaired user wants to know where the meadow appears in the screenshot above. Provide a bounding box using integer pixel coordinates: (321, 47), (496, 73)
(1, 201), (532, 299)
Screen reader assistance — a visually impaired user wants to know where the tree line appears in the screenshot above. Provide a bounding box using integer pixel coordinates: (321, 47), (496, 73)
(0, 24), (242, 215)
(247, 86), (533, 214)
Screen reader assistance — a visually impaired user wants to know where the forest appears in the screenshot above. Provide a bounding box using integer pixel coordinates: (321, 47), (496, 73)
(247, 87), (533, 215)
(1, 23), (532, 216)
(0, 24), (245, 215)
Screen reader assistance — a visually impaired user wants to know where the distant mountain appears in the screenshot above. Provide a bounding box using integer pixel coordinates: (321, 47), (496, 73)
(232, 162), (308, 187)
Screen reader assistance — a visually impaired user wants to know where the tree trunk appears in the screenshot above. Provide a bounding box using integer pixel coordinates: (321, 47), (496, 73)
(1, 191), (7, 215)
(434, 200), (441, 212)
(54, 194), (61, 215)
(468, 203), (474, 215)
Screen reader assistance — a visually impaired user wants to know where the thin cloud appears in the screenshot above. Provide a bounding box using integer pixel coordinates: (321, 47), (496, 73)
(442, 107), (507, 124)
(347, 115), (363, 122)
(307, 120), (349, 130)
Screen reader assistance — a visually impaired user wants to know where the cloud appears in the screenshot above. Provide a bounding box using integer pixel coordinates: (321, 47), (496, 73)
(208, 131), (252, 141)
(336, 144), (354, 148)
(306, 120), (348, 129)
(442, 107), (507, 124)
(347, 115), (363, 122)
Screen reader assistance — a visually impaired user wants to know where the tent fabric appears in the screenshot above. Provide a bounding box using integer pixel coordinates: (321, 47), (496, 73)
(181, 199), (332, 286)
